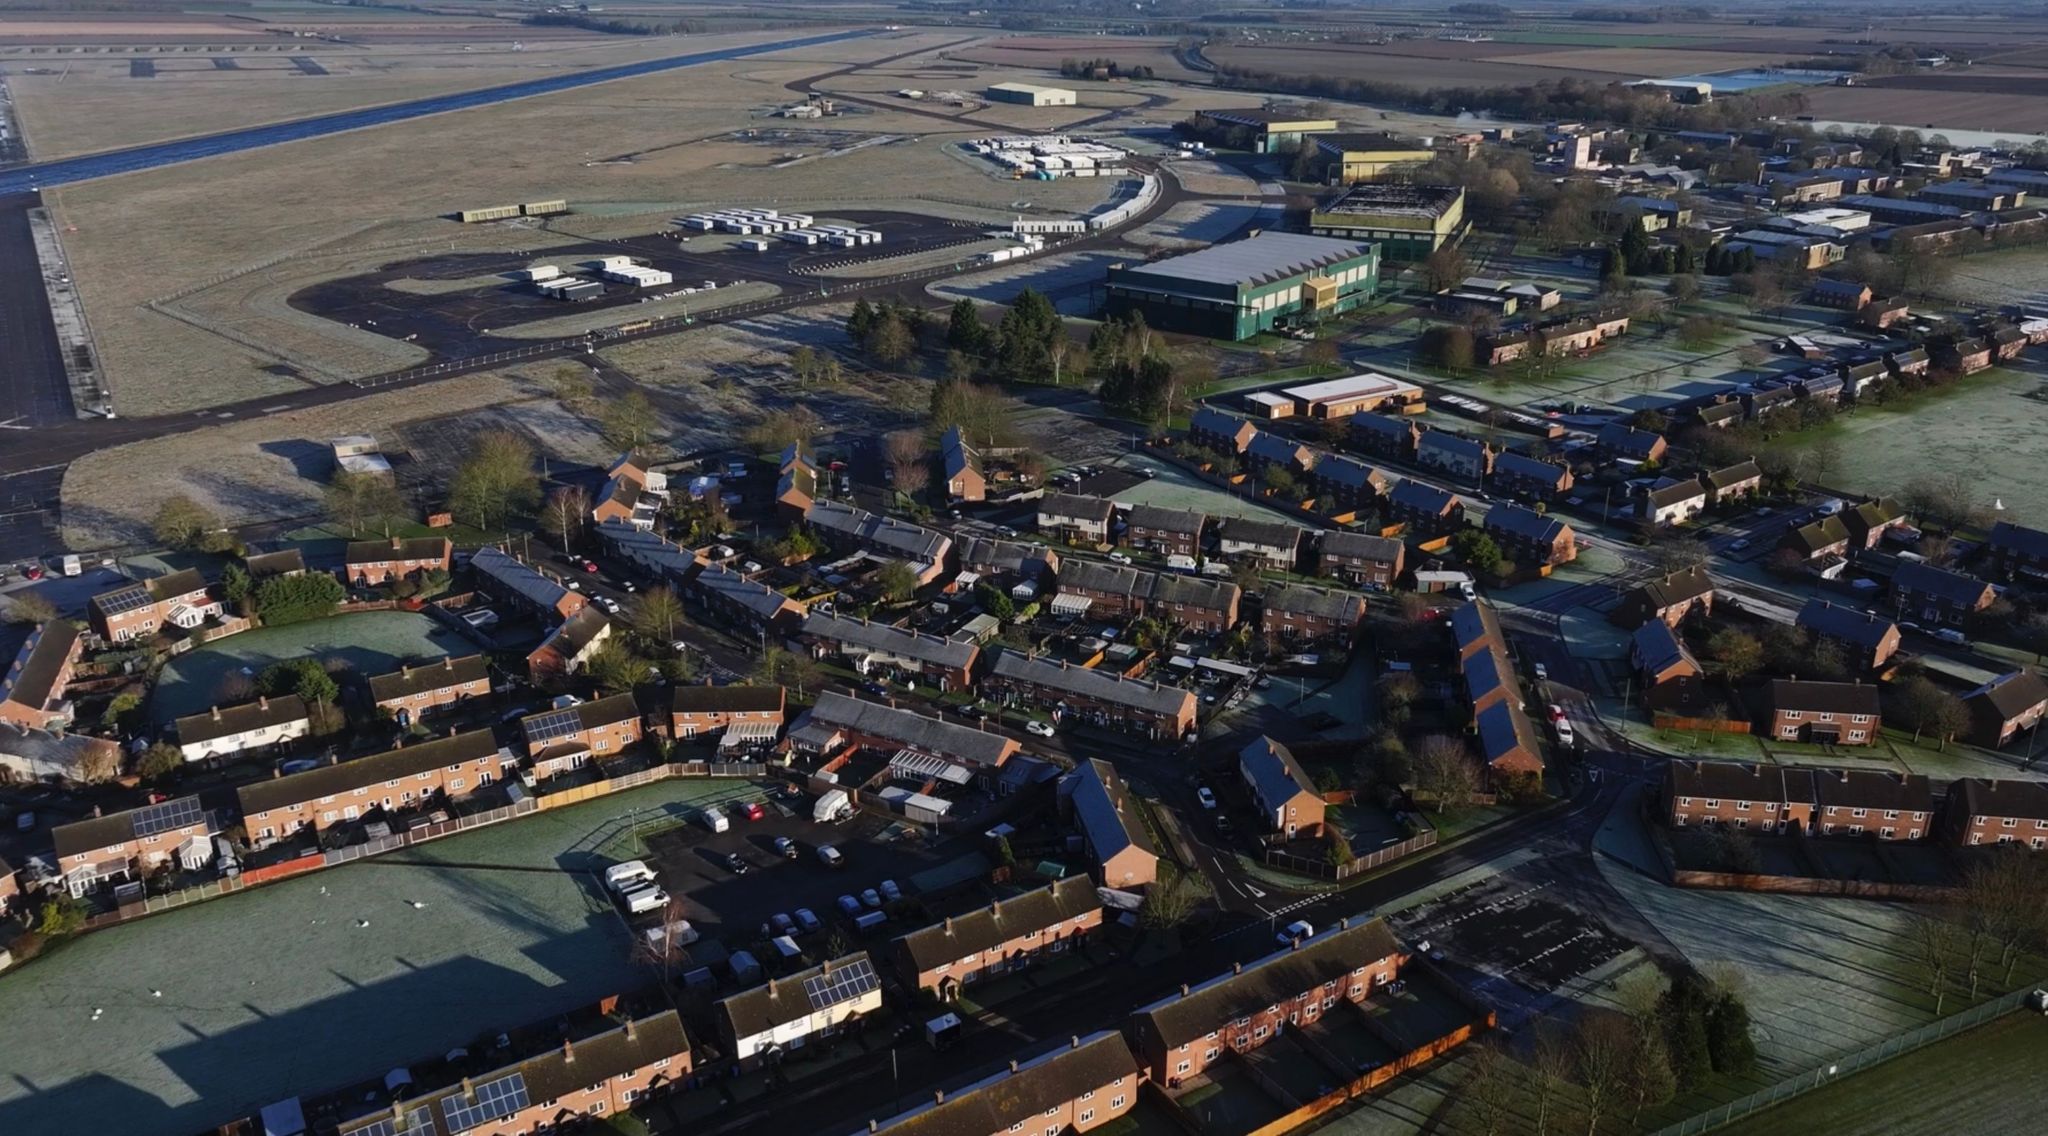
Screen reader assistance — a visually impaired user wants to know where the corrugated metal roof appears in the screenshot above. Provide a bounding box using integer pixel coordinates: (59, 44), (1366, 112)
(1117, 232), (1375, 289)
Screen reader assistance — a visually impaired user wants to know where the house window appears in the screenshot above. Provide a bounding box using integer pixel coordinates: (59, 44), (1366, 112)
(1736, 801), (1750, 811)
(1113, 1096), (1127, 1110)
(2003, 818), (2019, 828)
(1080, 1111), (1095, 1124)
(1253, 1026), (1269, 1040)
(1204, 1048), (1219, 1062)
(450, 779), (465, 791)
(1175, 1061), (1190, 1074)
(1852, 808), (1867, 818)
(1045, 1107), (1059, 1117)
(1704, 799), (1719, 809)
(1818, 713), (1835, 723)
(1884, 810), (1899, 820)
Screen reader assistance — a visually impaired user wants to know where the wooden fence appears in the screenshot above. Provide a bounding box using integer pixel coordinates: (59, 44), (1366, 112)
(1263, 828), (1436, 881)
(1652, 713), (1753, 734)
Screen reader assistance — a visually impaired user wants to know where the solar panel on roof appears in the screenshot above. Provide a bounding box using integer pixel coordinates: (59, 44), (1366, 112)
(348, 1103), (435, 1136)
(132, 796), (204, 839)
(522, 707), (583, 746)
(803, 956), (879, 1010)
(440, 1072), (529, 1133)
(96, 587), (154, 616)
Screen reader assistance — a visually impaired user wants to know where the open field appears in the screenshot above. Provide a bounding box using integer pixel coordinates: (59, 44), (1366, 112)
(1717, 1013), (2048, 1136)
(57, 369), (553, 549)
(1817, 365), (2048, 528)
(492, 280), (779, 339)
(1803, 83), (2048, 135)
(42, 32), (1114, 415)
(152, 610), (470, 722)
(946, 34), (1206, 83)
(0, 776), (753, 1136)
(1478, 47), (1800, 77)
(1204, 43), (1641, 88)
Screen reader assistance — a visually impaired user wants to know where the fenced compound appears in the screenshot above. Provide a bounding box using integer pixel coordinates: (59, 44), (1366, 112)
(1650, 982), (2042, 1136)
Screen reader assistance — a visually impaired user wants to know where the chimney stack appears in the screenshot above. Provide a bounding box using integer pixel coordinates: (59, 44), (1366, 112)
(934, 1090), (946, 1105)
(210, 706), (221, 722)
(1070, 1035), (1081, 1050)
(1233, 962), (1243, 975)
(1009, 1059), (1019, 1073)
(562, 1039), (574, 1063)
(1179, 983), (1189, 997)
(624, 1017), (636, 1041)
(258, 695), (269, 711)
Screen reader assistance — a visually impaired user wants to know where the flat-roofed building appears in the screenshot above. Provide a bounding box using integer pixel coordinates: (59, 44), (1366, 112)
(1279, 372), (1422, 419)
(1308, 183), (1468, 261)
(986, 82), (1076, 107)
(1313, 131), (1435, 182)
(1104, 232), (1379, 341)
(1192, 107), (1339, 153)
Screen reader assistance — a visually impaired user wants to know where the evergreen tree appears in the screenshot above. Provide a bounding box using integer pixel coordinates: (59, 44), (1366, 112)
(1706, 993), (1759, 1075)
(1620, 221), (1652, 275)
(846, 298), (876, 343)
(1658, 975), (1715, 1092)
(946, 298), (989, 357)
(1735, 247), (1758, 273)
(1674, 242), (1695, 274)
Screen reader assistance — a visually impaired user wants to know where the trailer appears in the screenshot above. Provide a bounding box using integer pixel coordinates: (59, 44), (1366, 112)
(520, 199), (569, 217)
(826, 233), (859, 248)
(738, 238), (772, 252)
(682, 217), (716, 231)
(856, 230), (882, 245)
(558, 281), (605, 302)
(456, 204), (520, 224)
(780, 230), (820, 245)
(518, 265), (561, 282)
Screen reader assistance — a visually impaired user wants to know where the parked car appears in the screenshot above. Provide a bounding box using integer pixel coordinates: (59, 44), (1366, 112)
(1107, 552), (1133, 565)
(878, 879), (902, 903)
(1935, 628), (1968, 646)
(1532, 662), (1548, 681)
(1025, 720), (1056, 738)
(773, 836), (800, 860)
(794, 908), (823, 934)
(1196, 787), (1218, 810)
(723, 852), (751, 875)
(581, 559), (600, 573)
(860, 888), (883, 909)
(1729, 538), (1751, 551)
(837, 894), (863, 918)
(1275, 919), (1314, 947)
(734, 801), (765, 822)
(770, 913), (797, 936)
(620, 884), (669, 915)
(817, 844), (846, 869)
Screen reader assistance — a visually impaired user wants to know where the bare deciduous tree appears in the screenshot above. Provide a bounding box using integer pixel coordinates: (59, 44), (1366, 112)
(539, 485), (590, 555)
(1416, 735), (1481, 813)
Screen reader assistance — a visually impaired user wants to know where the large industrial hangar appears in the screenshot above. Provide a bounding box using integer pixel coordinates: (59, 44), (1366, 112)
(1308, 183), (1468, 262)
(985, 82), (1077, 107)
(1189, 107), (1340, 154)
(1102, 232), (1379, 341)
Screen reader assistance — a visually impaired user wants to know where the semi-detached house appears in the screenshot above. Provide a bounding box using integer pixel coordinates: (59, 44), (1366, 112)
(520, 692), (646, 777)
(53, 795), (214, 897)
(1891, 561), (1996, 626)
(987, 651), (1198, 740)
(1037, 493), (1117, 545)
(1120, 504), (1208, 559)
(470, 546), (588, 622)
(804, 499), (954, 585)
(792, 692), (1019, 778)
(174, 695), (311, 764)
(1061, 757), (1159, 888)
(1664, 759), (1933, 840)
(1259, 583), (1366, 648)
(800, 611), (980, 692)
(1126, 918), (1406, 1086)
(663, 684), (786, 745)
(892, 875), (1103, 998)
(89, 568), (218, 642)
(1941, 778), (2048, 849)
(1317, 531), (1404, 588)
(715, 952), (884, 1071)
(343, 536), (452, 588)
(851, 1032), (1139, 1136)
(1238, 736), (1326, 838)
(1765, 679), (1881, 746)
(0, 621), (81, 731)
(367, 654), (490, 721)
(1216, 517), (1306, 571)
(237, 729), (509, 846)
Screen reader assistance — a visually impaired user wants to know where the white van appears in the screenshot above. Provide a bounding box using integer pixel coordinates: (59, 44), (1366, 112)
(699, 808), (730, 834)
(621, 884), (669, 915)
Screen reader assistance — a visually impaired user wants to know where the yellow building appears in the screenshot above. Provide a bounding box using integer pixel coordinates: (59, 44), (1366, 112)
(1308, 183), (1468, 262)
(1313, 132), (1436, 183)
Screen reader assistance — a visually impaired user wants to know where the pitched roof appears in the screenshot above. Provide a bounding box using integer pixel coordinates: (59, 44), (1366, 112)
(1962, 670), (2048, 721)
(1597, 423), (1665, 459)
(1634, 568), (1714, 611)
(242, 549), (306, 578)
(690, 559), (800, 621)
(803, 611), (980, 670)
(1039, 493), (1116, 524)
(237, 730), (503, 816)
(1351, 412), (1416, 443)
(940, 426), (980, 482)
(857, 1032), (1138, 1136)
(1476, 699), (1542, 769)
(1989, 520), (2048, 561)
(53, 794), (209, 859)
(174, 694), (309, 746)
(805, 500), (951, 565)
(1492, 450), (1568, 485)
(1313, 455), (1387, 493)
(367, 655), (489, 703)
(344, 536), (450, 565)
(1417, 431), (1489, 463)
(1632, 619), (1696, 676)
(1219, 516), (1304, 552)
(1668, 760), (1790, 803)
(1450, 599), (1507, 658)
(668, 685), (786, 715)
(1643, 477), (1707, 508)
(1948, 777), (2048, 822)
(1797, 600), (1898, 651)
(1126, 503), (1206, 536)
(1894, 561), (1994, 607)
(1149, 573), (1242, 613)
(1057, 558), (1150, 599)
(1767, 679), (1881, 717)
(1246, 432), (1311, 469)
(1483, 503), (1568, 545)
(1066, 757), (1156, 863)
(1, 621), (79, 715)
(1320, 531), (1403, 562)
(1705, 461), (1763, 490)
(717, 952), (877, 1042)
(896, 876), (1102, 973)
(990, 651), (1198, 720)
(1785, 516), (1851, 555)
(146, 568), (209, 601)
(955, 536), (1056, 577)
(1130, 919), (1402, 1049)
(1809, 767), (1932, 814)
(533, 605), (612, 662)
(1813, 278), (1870, 298)
(1263, 583), (1365, 623)
(1845, 497), (1907, 532)
(1388, 479), (1458, 515)
(520, 1010), (689, 1106)
(471, 546), (577, 612)
(1239, 736), (1316, 809)
(1190, 407), (1255, 444)
(805, 691), (1017, 767)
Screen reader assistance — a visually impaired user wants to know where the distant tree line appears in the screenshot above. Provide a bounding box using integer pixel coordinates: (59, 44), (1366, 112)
(524, 13), (709, 35)
(1570, 5), (1716, 22)
(1059, 57), (1156, 81)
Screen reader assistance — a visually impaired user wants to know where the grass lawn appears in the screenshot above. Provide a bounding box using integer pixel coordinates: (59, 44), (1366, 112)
(1424, 803), (1516, 843)
(284, 520), (505, 548)
(1716, 1012), (2048, 1136)
(150, 610), (476, 723)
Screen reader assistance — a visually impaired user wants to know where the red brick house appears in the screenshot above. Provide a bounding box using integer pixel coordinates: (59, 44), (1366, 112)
(1311, 455), (1390, 513)
(1238, 736), (1326, 839)
(525, 606), (613, 686)
(88, 568), (219, 642)
(53, 795), (214, 897)
(1351, 413), (1421, 460)
(801, 610), (980, 692)
(892, 876), (1103, 998)
(1126, 918), (1405, 1086)
(520, 693), (647, 776)
(1666, 760), (1932, 839)
(1489, 451), (1574, 500)
(237, 729), (508, 846)
(856, 1032), (1138, 1136)
(1631, 619), (1700, 689)
(1797, 600), (1901, 671)
(1482, 504), (1577, 568)
(1386, 480), (1463, 540)
(1892, 561), (1996, 626)
(0, 621), (81, 730)
(1597, 423), (1668, 466)
(1843, 497), (1911, 550)
(1986, 521), (2048, 583)
(367, 654), (490, 722)
(1189, 407), (1258, 456)
(1610, 568), (1713, 630)
(1961, 670), (2048, 748)
(591, 453), (655, 528)
(1120, 504), (1208, 559)
(1317, 531), (1404, 588)
(1764, 679), (1881, 746)
(664, 684), (786, 744)
(343, 536), (453, 587)
(1259, 583), (1366, 648)
(1810, 767), (1934, 838)
(1061, 757), (1159, 888)
(1941, 778), (2048, 849)
(987, 651), (1198, 741)
(1703, 460), (1764, 505)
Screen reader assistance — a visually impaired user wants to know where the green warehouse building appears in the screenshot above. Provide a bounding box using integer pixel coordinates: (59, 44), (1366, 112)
(1103, 232), (1379, 341)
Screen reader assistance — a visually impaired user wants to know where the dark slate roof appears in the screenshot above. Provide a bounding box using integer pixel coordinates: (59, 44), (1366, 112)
(1388, 479), (1457, 515)
(1696, 401), (1745, 424)
(534, 606), (611, 663)
(805, 691), (1017, 767)
(1785, 516), (1850, 555)
(1319, 531), (1402, 562)
(668, 685), (786, 715)
(1417, 431), (1489, 464)
(344, 536), (450, 565)
(1768, 679), (1881, 717)
(1, 621), (79, 714)
(1239, 736), (1316, 809)
(53, 794), (208, 859)
(1263, 583), (1365, 623)
(1313, 455), (1387, 493)
(1667, 760), (1790, 803)
(1894, 561), (1994, 607)
(1813, 278), (1871, 299)
(175, 695), (309, 746)
(243, 549), (306, 578)
(471, 546), (576, 612)
(1126, 503), (1207, 536)
(804, 611), (980, 670)
(1039, 493), (1116, 524)
(1351, 413), (1416, 443)
(1130, 918), (1402, 1049)
(1644, 477), (1707, 508)
(1057, 558), (1150, 599)
(1705, 461), (1763, 491)
(955, 536), (1055, 576)
(1963, 671), (2048, 721)
(1150, 573), (1242, 613)
(1190, 407), (1255, 444)
(805, 500), (951, 564)
(896, 876), (1102, 973)
(237, 730), (502, 816)
(1246, 432), (1310, 467)
(1989, 521), (2048, 560)
(718, 952), (876, 1041)
(1949, 778), (2048, 822)
(1797, 600), (1898, 651)
(989, 652), (1197, 719)
(367, 655), (488, 703)
(1810, 767), (1933, 814)
(1632, 619), (1695, 675)
(521, 1010), (689, 1106)
(1492, 451), (1568, 485)
(1597, 423), (1664, 459)
(1483, 503), (1568, 545)
(1219, 517), (1304, 552)
(146, 568), (209, 601)
(1634, 568), (1714, 611)
(859, 1033), (1139, 1136)
(1476, 700), (1542, 768)
(1066, 757), (1155, 862)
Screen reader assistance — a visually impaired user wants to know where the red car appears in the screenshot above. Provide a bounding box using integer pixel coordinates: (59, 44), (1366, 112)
(23, 565), (44, 581)
(736, 801), (765, 822)
(580, 560), (599, 574)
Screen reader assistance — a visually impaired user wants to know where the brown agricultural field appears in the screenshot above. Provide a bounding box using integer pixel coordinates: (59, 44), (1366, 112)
(1204, 43), (1635, 89)
(1802, 85), (2048, 134)
(1478, 47), (1800, 77)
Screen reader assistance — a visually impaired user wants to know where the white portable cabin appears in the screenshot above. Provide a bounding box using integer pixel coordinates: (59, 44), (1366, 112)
(738, 238), (772, 251)
(856, 230), (882, 245)
(519, 265), (561, 282)
(826, 233), (859, 248)
(780, 230), (820, 245)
